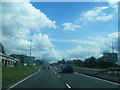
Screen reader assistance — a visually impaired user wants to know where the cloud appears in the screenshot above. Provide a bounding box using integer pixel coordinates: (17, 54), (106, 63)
(52, 32), (119, 60)
(1, 1), (62, 61)
(63, 23), (81, 31)
(66, 46), (101, 60)
(81, 6), (113, 23)
(2, 1), (118, 62)
(62, 2), (117, 31)
(2, 1), (56, 37)
(51, 39), (98, 46)
(32, 33), (53, 51)
(78, 2), (118, 25)
(41, 48), (62, 61)
(105, 32), (119, 52)
(88, 32), (119, 53)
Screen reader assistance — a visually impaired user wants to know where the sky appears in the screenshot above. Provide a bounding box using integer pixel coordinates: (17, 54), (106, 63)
(1, 0), (119, 63)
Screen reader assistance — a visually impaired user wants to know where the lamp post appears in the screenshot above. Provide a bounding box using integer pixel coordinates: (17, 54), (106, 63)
(106, 36), (114, 53)
(111, 39), (114, 53)
(30, 39), (32, 57)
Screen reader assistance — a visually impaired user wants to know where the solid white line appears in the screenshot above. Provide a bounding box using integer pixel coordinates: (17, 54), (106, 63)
(58, 75), (60, 77)
(8, 71), (39, 89)
(74, 72), (120, 86)
(66, 84), (71, 88)
(9, 74), (35, 89)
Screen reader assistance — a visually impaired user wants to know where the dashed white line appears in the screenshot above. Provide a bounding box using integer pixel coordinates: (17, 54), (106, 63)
(55, 72), (57, 74)
(66, 84), (71, 88)
(74, 72), (120, 86)
(58, 75), (60, 77)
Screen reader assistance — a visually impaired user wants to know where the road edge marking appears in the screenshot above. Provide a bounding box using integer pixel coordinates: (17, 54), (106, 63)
(74, 72), (120, 86)
(66, 84), (71, 88)
(7, 70), (40, 89)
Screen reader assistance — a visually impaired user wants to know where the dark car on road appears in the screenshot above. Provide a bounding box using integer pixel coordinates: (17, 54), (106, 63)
(61, 64), (74, 73)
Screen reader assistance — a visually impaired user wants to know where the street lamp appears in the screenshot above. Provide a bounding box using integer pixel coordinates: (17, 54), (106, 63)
(106, 36), (114, 53)
(29, 39), (32, 57)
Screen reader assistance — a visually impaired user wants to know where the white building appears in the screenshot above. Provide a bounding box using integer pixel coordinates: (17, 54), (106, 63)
(1, 52), (19, 67)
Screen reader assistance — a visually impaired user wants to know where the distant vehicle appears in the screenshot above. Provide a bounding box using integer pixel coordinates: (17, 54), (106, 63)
(61, 64), (74, 73)
(50, 63), (54, 67)
(43, 60), (50, 70)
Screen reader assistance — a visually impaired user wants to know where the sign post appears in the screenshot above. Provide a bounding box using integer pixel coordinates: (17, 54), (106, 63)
(103, 53), (118, 62)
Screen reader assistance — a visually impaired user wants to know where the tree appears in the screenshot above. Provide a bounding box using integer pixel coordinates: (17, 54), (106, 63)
(83, 56), (97, 68)
(73, 60), (83, 67)
(57, 59), (66, 65)
(97, 56), (117, 68)
(35, 60), (43, 65)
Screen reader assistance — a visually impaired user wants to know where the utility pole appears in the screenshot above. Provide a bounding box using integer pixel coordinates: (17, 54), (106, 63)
(106, 36), (114, 53)
(111, 39), (114, 53)
(30, 40), (32, 57)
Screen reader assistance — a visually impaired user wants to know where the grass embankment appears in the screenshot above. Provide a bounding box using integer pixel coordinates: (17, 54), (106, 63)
(2, 65), (38, 87)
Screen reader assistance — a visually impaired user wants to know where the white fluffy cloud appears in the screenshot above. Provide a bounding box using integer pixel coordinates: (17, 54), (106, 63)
(89, 32), (119, 53)
(63, 23), (81, 31)
(2, 2), (56, 37)
(41, 48), (62, 61)
(67, 46), (101, 60)
(2, 1), (62, 61)
(32, 33), (53, 51)
(81, 6), (113, 23)
(64, 32), (119, 60)
(62, 2), (117, 31)
(1, 1), (119, 62)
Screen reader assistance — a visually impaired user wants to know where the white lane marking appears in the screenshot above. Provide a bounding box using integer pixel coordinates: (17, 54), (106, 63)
(58, 75), (60, 77)
(55, 72), (57, 74)
(34, 70), (40, 74)
(7, 71), (39, 89)
(74, 72), (120, 86)
(34, 72), (37, 74)
(74, 72), (79, 74)
(66, 84), (71, 88)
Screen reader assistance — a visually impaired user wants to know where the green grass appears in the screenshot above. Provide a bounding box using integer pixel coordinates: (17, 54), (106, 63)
(2, 65), (38, 87)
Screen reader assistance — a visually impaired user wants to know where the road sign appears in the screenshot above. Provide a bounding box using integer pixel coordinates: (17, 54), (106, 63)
(103, 53), (118, 62)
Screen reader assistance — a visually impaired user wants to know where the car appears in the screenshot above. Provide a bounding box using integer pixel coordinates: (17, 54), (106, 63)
(61, 64), (74, 73)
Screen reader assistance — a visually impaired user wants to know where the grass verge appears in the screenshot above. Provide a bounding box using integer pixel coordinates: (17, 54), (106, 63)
(2, 65), (38, 87)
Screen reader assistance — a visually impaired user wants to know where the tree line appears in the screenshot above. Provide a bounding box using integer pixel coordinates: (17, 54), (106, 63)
(56, 56), (117, 68)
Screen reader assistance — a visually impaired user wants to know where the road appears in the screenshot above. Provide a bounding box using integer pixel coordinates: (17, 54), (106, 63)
(7, 66), (120, 89)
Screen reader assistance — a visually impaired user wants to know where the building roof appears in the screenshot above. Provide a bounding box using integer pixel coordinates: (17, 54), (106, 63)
(10, 54), (28, 57)
(0, 43), (5, 54)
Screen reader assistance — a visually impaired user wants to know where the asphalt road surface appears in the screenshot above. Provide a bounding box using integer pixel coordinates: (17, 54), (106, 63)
(7, 66), (120, 89)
